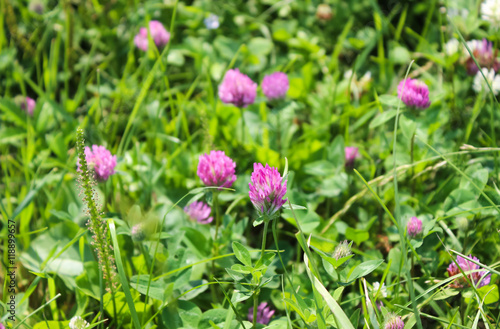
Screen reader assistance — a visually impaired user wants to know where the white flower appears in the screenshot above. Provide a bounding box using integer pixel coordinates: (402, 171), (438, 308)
(481, 0), (500, 28)
(372, 282), (388, 298)
(69, 316), (89, 329)
(444, 39), (460, 56)
(472, 68), (500, 95)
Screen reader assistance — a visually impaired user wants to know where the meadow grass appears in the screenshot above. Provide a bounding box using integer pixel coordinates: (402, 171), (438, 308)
(1, 0), (500, 329)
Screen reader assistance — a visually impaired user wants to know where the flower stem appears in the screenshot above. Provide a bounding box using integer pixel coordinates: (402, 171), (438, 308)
(240, 107), (245, 144)
(277, 109), (281, 164)
(410, 132), (416, 197)
(211, 191), (221, 302)
(213, 191), (221, 256)
(252, 290), (259, 328)
(258, 219), (270, 266)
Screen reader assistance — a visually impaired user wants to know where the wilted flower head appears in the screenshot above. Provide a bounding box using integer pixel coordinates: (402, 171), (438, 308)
(407, 216), (423, 238)
(333, 240), (353, 261)
(69, 316), (89, 329)
(204, 14), (219, 30)
(316, 3), (333, 21)
(397, 78), (431, 109)
(249, 163), (287, 218)
(218, 69), (257, 107)
(131, 223), (146, 241)
(18, 96), (36, 116)
(472, 68), (500, 95)
(248, 302), (275, 325)
(197, 150), (237, 188)
(344, 146), (360, 168)
(29, 0), (44, 14)
(481, 0), (500, 28)
(184, 201), (213, 224)
(384, 313), (404, 329)
(77, 145), (117, 182)
(134, 20), (170, 51)
(261, 72), (289, 101)
(372, 281), (388, 298)
(464, 39), (499, 75)
(344, 70), (372, 101)
(447, 255), (491, 288)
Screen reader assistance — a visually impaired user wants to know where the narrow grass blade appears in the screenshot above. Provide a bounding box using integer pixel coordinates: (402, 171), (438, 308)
(415, 135), (500, 216)
(108, 218), (141, 329)
(13, 294), (61, 329)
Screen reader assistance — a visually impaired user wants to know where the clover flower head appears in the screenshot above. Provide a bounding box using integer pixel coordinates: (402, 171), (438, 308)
(444, 38), (460, 56)
(19, 96), (36, 116)
(248, 302), (275, 325)
(261, 72), (289, 101)
(372, 281), (388, 298)
(481, 0), (500, 28)
(204, 14), (220, 30)
(197, 150), (237, 188)
(134, 20), (170, 51)
(249, 163), (287, 218)
(345, 146), (360, 168)
(464, 39), (499, 75)
(184, 201), (213, 224)
(77, 145), (117, 182)
(333, 240), (353, 261)
(218, 69), (257, 107)
(69, 316), (89, 329)
(316, 4), (333, 21)
(447, 255), (491, 288)
(384, 313), (404, 329)
(473, 68), (500, 95)
(407, 216), (423, 238)
(397, 78), (431, 109)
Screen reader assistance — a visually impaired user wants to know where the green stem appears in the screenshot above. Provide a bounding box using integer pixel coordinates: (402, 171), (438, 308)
(277, 109), (281, 164)
(410, 132), (415, 197)
(252, 290), (259, 328)
(213, 191), (221, 255)
(258, 220), (270, 266)
(240, 107), (246, 144)
(211, 191), (221, 301)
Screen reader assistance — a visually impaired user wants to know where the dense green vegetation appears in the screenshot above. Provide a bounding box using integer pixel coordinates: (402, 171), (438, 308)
(1, 0), (499, 328)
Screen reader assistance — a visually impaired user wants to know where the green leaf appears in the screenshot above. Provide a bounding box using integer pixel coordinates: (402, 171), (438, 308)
(345, 228), (369, 245)
(369, 109), (397, 128)
(399, 113), (417, 140)
(433, 289), (460, 301)
(232, 241), (252, 267)
(312, 271), (355, 329)
(477, 284), (499, 304)
(282, 203), (307, 210)
(248, 37), (273, 56)
(348, 259), (384, 282)
(130, 275), (169, 301)
(378, 95), (400, 107)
